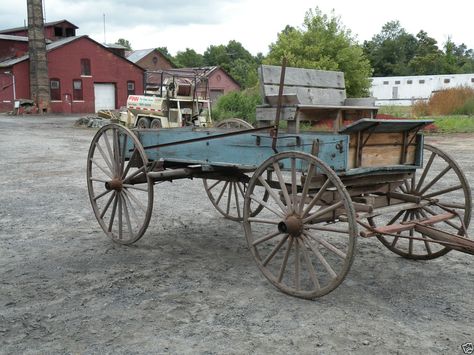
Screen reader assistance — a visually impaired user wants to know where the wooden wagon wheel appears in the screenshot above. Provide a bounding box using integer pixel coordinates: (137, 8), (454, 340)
(372, 144), (472, 260)
(87, 124), (154, 245)
(243, 151), (358, 299)
(203, 118), (268, 221)
(213, 118), (253, 129)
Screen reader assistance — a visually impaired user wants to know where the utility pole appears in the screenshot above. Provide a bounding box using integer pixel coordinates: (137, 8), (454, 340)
(27, 0), (50, 113)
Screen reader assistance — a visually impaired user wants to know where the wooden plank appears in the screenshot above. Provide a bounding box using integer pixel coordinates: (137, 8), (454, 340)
(256, 106), (297, 121)
(260, 65), (345, 89)
(263, 85), (346, 105)
(344, 97), (376, 107)
(265, 94), (300, 106)
(347, 145), (416, 168)
(348, 132), (417, 147)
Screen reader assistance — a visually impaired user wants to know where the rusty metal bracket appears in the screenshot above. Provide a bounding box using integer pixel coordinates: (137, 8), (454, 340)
(271, 57), (288, 153)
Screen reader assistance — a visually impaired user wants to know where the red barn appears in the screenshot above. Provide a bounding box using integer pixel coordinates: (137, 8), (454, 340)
(0, 35), (144, 113)
(0, 19), (78, 42)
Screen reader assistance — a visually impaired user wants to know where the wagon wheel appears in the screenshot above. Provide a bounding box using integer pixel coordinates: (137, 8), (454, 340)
(243, 151), (357, 299)
(214, 118), (253, 129)
(372, 144), (471, 260)
(203, 171), (270, 222)
(203, 118), (266, 221)
(87, 124), (154, 245)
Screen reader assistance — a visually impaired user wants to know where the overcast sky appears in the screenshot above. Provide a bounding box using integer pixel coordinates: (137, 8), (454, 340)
(1, 0), (473, 55)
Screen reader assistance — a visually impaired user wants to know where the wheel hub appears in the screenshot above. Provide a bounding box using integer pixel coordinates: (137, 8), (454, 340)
(105, 178), (123, 191)
(278, 215), (303, 237)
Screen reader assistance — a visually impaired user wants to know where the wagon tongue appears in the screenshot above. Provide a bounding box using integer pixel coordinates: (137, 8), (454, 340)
(361, 212), (474, 255)
(413, 224), (474, 255)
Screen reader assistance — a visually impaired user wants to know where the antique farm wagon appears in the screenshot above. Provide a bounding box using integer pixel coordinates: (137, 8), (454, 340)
(87, 64), (474, 299)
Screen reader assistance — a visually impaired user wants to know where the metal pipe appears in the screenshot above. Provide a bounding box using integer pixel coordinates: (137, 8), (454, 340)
(272, 57), (287, 152)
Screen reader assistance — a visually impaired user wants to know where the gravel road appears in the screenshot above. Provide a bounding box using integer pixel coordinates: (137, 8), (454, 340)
(1, 115), (473, 354)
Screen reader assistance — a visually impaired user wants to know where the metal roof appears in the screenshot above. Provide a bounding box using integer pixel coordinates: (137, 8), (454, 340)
(125, 48), (155, 63)
(0, 19), (78, 34)
(0, 36), (83, 67)
(0, 34), (28, 42)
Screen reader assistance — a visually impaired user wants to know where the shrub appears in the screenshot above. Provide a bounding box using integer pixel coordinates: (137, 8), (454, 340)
(212, 86), (261, 124)
(414, 86), (474, 116)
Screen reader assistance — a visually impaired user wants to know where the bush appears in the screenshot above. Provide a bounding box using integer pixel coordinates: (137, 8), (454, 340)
(413, 86), (474, 116)
(212, 87), (261, 124)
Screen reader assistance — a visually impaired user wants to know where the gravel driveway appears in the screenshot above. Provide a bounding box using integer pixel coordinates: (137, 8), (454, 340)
(1, 115), (473, 354)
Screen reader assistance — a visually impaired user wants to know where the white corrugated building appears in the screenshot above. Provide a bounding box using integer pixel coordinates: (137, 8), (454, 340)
(370, 73), (474, 106)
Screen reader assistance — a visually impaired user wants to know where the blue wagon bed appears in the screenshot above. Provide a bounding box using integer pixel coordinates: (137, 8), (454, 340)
(86, 65), (474, 299)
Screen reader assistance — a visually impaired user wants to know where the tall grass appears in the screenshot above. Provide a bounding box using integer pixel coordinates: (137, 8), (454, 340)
(412, 86), (474, 116)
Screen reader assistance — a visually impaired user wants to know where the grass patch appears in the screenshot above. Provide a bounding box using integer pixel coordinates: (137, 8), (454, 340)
(426, 115), (474, 133)
(378, 105), (413, 118)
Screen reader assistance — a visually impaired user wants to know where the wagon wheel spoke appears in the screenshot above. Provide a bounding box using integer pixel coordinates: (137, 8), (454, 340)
(243, 151), (357, 299)
(203, 175), (269, 221)
(87, 124), (153, 245)
(373, 144), (471, 260)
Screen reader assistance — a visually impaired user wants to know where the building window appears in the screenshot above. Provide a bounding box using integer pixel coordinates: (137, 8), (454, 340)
(395, 80), (401, 85)
(54, 27), (63, 37)
(73, 79), (83, 100)
(383, 81), (389, 85)
(419, 79), (425, 84)
(471, 78), (474, 83)
(81, 58), (91, 76)
(444, 78), (450, 84)
(127, 81), (135, 96)
(407, 80), (413, 84)
(50, 79), (61, 101)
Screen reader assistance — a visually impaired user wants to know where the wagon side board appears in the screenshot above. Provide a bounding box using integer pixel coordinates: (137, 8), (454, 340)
(126, 124), (426, 176)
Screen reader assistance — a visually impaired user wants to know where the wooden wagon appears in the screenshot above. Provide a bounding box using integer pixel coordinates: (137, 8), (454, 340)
(86, 64), (473, 299)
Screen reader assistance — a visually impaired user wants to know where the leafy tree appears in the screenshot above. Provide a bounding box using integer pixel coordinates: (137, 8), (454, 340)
(228, 58), (258, 88)
(174, 48), (204, 68)
(115, 38), (132, 50)
(363, 21), (417, 76)
(365, 22), (474, 75)
(265, 8), (372, 97)
(203, 40), (260, 88)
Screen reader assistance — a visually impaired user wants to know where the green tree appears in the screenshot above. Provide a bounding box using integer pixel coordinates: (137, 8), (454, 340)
(363, 21), (417, 76)
(115, 38), (132, 50)
(174, 48), (204, 68)
(203, 40), (260, 88)
(265, 8), (372, 97)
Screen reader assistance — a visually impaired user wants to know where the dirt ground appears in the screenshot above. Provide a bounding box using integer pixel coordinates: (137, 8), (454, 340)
(1, 115), (473, 354)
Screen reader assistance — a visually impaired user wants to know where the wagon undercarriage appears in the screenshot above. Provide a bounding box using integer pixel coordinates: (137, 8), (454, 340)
(86, 64), (473, 299)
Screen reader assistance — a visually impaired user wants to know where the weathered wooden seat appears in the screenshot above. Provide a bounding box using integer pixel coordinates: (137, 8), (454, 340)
(256, 65), (378, 133)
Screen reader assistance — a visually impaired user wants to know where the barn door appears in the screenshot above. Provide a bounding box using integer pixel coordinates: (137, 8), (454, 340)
(94, 83), (116, 112)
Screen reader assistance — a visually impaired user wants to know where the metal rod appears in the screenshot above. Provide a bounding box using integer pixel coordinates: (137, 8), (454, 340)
(272, 57), (287, 152)
(139, 125), (273, 151)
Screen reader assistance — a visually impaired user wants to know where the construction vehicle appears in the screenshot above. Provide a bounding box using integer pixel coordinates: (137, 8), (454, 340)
(120, 70), (212, 128)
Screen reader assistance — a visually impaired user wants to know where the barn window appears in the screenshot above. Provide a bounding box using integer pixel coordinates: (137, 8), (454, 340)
(407, 80), (413, 84)
(73, 79), (83, 100)
(81, 58), (91, 76)
(50, 79), (61, 101)
(444, 78), (450, 84)
(54, 27), (63, 37)
(395, 80), (401, 84)
(419, 79), (425, 84)
(383, 81), (389, 85)
(127, 81), (135, 96)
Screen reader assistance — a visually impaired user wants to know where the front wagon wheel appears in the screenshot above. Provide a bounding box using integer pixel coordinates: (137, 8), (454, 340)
(87, 124), (153, 244)
(243, 152), (357, 299)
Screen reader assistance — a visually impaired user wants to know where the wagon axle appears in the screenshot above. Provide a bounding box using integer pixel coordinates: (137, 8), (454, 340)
(104, 178), (123, 191)
(278, 215), (303, 237)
